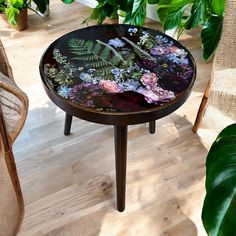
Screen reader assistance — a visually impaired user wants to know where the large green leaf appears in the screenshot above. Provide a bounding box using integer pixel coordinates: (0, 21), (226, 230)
(157, 0), (193, 30)
(184, 0), (209, 29)
(211, 0), (225, 16)
(5, 6), (19, 25)
(148, 0), (159, 4)
(202, 123), (236, 236)
(201, 15), (223, 60)
(124, 0), (147, 25)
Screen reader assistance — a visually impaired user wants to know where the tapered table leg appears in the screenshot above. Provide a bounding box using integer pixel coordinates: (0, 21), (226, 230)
(114, 125), (127, 212)
(149, 120), (156, 134)
(64, 113), (73, 136)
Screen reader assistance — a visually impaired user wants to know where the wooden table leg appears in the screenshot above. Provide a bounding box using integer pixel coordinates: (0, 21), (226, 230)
(64, 113), (73, 136)
(114, 125), (127, 212)
(149, 120), (156, 134)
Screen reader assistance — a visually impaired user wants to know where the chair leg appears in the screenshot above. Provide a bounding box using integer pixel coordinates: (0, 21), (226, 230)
(192, 79), (212, 133)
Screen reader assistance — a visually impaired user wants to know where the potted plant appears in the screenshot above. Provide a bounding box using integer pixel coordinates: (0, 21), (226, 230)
(0, 0), (48, 30)
(73, 0), (224, 61)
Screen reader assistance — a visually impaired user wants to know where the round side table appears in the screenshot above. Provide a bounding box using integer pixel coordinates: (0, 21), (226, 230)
(40, 24), (196, 212)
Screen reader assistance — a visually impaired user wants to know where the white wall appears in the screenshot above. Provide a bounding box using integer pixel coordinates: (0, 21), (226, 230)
(76, 0), (97, 8)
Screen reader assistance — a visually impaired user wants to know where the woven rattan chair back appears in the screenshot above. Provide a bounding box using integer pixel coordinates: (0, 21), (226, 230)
(0, 40), (28, 236)
(193, 0), (236, 132)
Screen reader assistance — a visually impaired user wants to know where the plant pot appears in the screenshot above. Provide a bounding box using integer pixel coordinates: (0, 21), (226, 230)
(0, 8), (27, 31)
(12, 8), (28, 31)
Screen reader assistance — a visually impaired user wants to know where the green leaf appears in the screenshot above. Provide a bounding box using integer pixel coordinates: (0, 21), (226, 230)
(5, 6), (19, 25)
(202, 123), (236, 236)
(61, 0), (75, 3)
(157, 0), (193, 30)
(184, 0), (209, 29)
(124, 0), (147, 25)
(201, 15), (223, 60)
(10, 0), (24, 9)
(33, 0), (48, 13)
(88, 0), (118, 24)
(211, 0), (225, 16)
(148, 0), (159, 4)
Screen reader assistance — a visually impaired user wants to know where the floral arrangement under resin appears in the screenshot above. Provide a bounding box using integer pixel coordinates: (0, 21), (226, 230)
(44, 27), (193, 112)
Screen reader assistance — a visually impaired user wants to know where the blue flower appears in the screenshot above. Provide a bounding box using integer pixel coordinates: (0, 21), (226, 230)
(108, 38), (125, 48)
(57, 85), (71, 98)
(128, 28), (138, 33)
(111, 68), (124, 78)
(119, 79), (140, 92)
(80, 72), (93, 82)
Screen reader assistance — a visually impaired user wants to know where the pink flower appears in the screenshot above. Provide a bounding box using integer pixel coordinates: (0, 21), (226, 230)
(138, 87), (175, 104)
(141, 73), (158, 88)
(99, 80), (121, 93)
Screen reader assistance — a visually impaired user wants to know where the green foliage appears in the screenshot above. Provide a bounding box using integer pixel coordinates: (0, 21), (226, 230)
(68, 38), (124, 78)
(5, 5), (19, 25)
(122, 36), (156, 61)
(1, 0), (48, 25)
(61, 0), (74, 3)
(85, 0), (119, 25)
(211, 0), (224, 16)
(32, 0), (48, 13)
(201, 15), (223, 61)
(157, 0), (225, 60)
(85, 0), (159, 25)
(202, 123), (236, 236)
(124, 0), (147, 25)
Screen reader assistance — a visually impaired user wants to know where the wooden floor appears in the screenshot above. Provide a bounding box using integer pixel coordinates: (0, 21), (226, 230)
(0, 1), (216, 235)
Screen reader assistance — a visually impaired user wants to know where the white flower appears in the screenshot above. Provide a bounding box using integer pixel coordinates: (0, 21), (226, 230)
(108, 38), (125, 48)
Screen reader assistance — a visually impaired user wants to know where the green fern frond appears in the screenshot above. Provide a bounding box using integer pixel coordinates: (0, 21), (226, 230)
(122, 37), (156, 61)
(96, 40), (124, 62)
(69, 39), (123, 68)
(85, 61), (108, 68)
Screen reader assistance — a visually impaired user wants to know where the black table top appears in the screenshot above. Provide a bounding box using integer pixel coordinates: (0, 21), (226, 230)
(40, 24), (196, 125)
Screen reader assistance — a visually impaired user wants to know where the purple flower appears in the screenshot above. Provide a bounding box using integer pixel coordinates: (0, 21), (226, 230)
(138, 86), (175, 104)
(150, 46), (168, 56)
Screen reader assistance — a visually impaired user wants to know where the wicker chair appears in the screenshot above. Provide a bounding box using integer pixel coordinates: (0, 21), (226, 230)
(192, 0), (236, 132)
(0, 40), (28, 235)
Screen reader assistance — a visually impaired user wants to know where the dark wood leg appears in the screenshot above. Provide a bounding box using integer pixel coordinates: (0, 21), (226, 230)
(149, 120), (156, 134)
(64, 113), (73, 136)
(114, 125), (127, 212)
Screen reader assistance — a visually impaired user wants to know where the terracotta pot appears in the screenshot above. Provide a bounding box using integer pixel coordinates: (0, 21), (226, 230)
(0, 8), (27, 31)
(12, 8), (28, 31)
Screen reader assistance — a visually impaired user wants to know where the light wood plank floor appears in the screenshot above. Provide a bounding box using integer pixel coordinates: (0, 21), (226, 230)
(1, 1), (216, 235)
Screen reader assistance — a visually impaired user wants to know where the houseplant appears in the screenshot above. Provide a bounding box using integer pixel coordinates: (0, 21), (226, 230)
(78, 0), (224, 60)
(156, 0), (225, 60)
(0, 0), (48, 30)
(202, 123), (236, 235)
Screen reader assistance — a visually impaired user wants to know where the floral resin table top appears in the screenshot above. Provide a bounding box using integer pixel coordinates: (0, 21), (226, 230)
(40, 24), (196, 112)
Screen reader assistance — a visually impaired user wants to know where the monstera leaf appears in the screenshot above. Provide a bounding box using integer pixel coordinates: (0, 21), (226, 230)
(202, 123), (236, 236)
